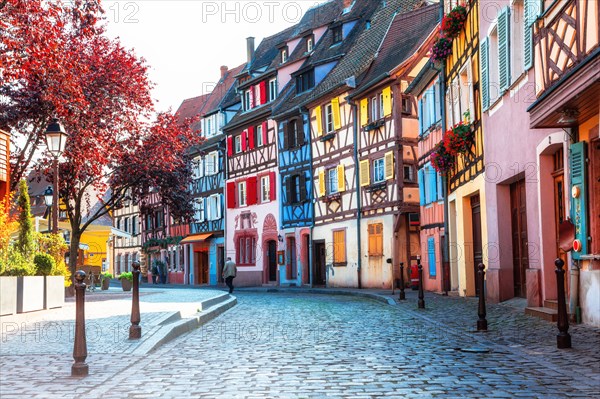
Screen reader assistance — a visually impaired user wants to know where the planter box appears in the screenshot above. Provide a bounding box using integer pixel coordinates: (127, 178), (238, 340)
(101, 278), (110, 290)
(17, 276), (44, 313)
(121, 279), (132, 291)
(0, 277), (17, 316)
(44, 276), (65, 309)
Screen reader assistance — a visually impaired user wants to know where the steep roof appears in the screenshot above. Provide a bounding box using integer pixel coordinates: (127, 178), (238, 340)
(202, 63), (246, 115)
(244, 25), (298, 75)
(357, 4), (440, 92)
(175, 94), (211, 132)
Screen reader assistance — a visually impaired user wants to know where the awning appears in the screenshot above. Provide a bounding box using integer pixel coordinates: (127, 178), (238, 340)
(179, 233), (213, 245)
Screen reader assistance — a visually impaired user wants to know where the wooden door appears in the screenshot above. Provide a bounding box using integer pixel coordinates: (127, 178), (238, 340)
(217, 246), (225, 285)
(267, 240), (277, 281)
(553, 149), (568, 293)
(313, 240), (326, 286)
(510, 179), (529, 297)
(590, 139), (600, 254)
(471, 194), (483, 296)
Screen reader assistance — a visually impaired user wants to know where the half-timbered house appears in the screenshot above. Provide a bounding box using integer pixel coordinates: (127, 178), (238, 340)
(303, 0), (419, 288)
(350, 5), (438, 289)
(178, 64), (245, 286)
(224, 30), (297, 286)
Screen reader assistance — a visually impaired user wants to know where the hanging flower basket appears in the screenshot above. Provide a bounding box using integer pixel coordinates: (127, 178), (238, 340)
(441, 4), (468, 39)
(430, 37), (453, 63)
(431, 142), (455, 174)
(443, 121), (474, 156)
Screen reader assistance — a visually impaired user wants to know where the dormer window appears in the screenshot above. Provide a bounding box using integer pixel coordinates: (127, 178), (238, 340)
(244, 90), (251, 111)
(281, 48), (288, 63)
(307, 37), (314, 52)
(269, 79), (277, 101)
(296, 69), (315, 94)
(332, 26), (343, 44)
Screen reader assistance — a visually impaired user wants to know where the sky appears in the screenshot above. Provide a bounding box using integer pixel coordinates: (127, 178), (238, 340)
(104, 0), (329, 114)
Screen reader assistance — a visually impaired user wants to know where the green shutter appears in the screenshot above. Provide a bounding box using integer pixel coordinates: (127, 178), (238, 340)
(480, 37), (490, 111)
(570, 142), (589, 258)
(428, 237), (436, 277)
(498, 7), (511, 92)
(524, 0), (541, 70)
(418, 169), (425, 206)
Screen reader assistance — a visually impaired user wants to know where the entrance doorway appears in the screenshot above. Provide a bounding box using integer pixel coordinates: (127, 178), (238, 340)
(217, 246), (225, 285)
(313, 240), (326, 286)
(510, 179), (529, 297)
(553, 148), (568, 294)
(195, 251), (209, 285)
(267, 240), (277, 282)
(471, 194), (483, 296)
(302, 235), (310, 285)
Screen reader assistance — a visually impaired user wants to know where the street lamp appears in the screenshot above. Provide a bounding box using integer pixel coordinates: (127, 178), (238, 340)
(44, 186), (53, 232)
(45, 118), (68, 234)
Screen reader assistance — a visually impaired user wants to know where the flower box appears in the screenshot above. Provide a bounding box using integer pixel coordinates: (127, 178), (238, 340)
(17, 276), (44, 313)
(441, 4), (468, 39)
(44, 276), (65, 309)
(364, 119), (385, 132)
(0, 277), (17, 316)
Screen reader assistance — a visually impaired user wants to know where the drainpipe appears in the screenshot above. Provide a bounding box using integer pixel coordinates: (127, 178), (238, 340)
(350, 99), (362, 289)
(565, 126), (580, 322)
(221, 106), (228, 287)
(300, 106), (315, 288)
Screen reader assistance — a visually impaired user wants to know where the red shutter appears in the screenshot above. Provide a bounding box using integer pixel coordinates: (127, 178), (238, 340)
(226, 182), (236, 208)
(247, 176), (258, 205)
(269, 171), (276, 201)
(260, 81), (267, 104)
(249, 86), (255, 108)
(248, 126), (255, 149)
(241, 130), (247, 151)
(262, 122), (268, 144)
(227, 136), (233, 156)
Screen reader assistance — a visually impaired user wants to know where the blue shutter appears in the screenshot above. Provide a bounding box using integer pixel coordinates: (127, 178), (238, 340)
(427, 88), (435, 129)
(434, 80), (442, 123)
(480, 37), (490, 111)
(437, 172), (444, 201)
(418, 99), (424, 135)
(498, 7), (511, 92)
(428, 237), (436, 277)
(418, 169), (425, 206)
(570, 142), (589, 258)
(524, 0), (541, 70)
(431, 169), (438, 201)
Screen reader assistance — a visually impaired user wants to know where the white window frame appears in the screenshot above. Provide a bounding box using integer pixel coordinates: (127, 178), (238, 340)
(238, 181), (247, 207)
(307, 37), (314, 52)
(194, 198), (205, 222)
(281, 48), (288, 63)
(328, 168), (338, 194)
(244, 90), (251, 111)
(207, 194), (221, 221)
(206, 151), (218, 175)
(370, 97), (378, 122)
(257, 124), (263, 147)
(235, 136), (242, 154)
(269, 79), (277, 101)
(379, 93), (385, 119)
(489, 26), (500, 106)
(325, 103), (334, 133)
(510, 0), (525, 83)
(260, 175), (270, 203)
(373, 158), (385, 183)
(404, 165), (414, 182)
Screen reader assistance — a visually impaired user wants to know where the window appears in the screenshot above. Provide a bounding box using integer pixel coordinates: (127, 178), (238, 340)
(489, 26), (500, 105)
(205, 151), (218, 175)
(328, 168), (338, 194)
(333, 230), (346, 264)
(511, 0), (525, 82)
(260, 176), (270, 203)
(296, 69), (315, 93)
(192, 156), (203, 178)
(373, 158), (385, 183)
(368, 223), (383, 256)
(404, 165), (414, 182)
(206, 118), (212, 137)
(116, 218), (121, 230)
(238, 181), (247, 207)
(132, 216), (138, 235)
(281, 48), (288, 63)
(206, 194), (221, 221)
(379, 93), (385, 119)
(332, 26), (342, 44)
(370, 97), (378, 122)
(307, 37), (314, 52)
(428, 236), (437, 277)
(401, 96), (412, 114)
(237, 236), (256, 265)
(155, 210), (163, 228)
(257, 124), (264, 147)
(124, 217), (129, 233)
(244, 90), (251, 111)
(324, 103), (334, 133)
(194, 198), (204, 222)
(290, 174), (302, 204)
(235, 135), (242, 154)
(269, 79), (277, 101)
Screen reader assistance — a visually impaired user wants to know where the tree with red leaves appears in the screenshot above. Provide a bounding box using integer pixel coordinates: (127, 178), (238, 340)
(1, 0), (201, 275)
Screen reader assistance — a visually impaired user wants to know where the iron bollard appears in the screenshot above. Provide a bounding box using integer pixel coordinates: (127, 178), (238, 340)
(129, 261), (142, 339)
(417, 256), (425, 309)
(399, 262), (406, 300)
(555, 258), (572, 349)
(477, 263), (488, 331)
(72, 271), (89, 377)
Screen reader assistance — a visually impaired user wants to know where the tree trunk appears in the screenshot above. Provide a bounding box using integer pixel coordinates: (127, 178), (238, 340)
(69, 228), (81, 278)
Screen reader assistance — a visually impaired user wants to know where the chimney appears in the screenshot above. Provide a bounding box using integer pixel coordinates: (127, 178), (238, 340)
(220, 65), (228, 79)
(343, 0), (353, 10)
(246, 37), (255, 64)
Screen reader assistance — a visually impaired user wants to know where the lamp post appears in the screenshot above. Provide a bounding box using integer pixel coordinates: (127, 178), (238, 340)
(45, 118), (68, 234)
(44, 186), (53, 232)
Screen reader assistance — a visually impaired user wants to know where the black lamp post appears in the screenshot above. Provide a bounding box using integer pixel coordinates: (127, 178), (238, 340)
(45, 118), (68, 234)
(44, 186), (53, 232)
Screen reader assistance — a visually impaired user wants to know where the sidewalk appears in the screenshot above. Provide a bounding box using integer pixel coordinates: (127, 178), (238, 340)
(0, 285), (234, 356)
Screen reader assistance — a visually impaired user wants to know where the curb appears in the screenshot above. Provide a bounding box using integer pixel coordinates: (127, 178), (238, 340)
(235, 288), (396, 306)
(131, 295), (237, 355)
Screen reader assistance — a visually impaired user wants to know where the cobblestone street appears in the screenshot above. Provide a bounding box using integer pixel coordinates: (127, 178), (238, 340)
(1, 290), (599, 398)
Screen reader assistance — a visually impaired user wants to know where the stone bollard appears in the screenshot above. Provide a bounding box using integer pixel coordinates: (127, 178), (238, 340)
(477, 263), (488, 331)
(399, 262), (406, 301)
(129, 261), (142, 340)
(555, 258), (571, 349)
(72, 271), (89, 377)
(417, 256), (425, 309)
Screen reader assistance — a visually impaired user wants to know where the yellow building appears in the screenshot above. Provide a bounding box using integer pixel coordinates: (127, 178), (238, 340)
(442, 0), (487, 297)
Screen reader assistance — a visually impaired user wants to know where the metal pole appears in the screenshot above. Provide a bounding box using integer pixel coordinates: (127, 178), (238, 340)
(399, 262), (406, 300)
(417, 256), (425, 309)
(72, 271), (88, 377)
(52, 157), (59, 234)
(129, 261), (142, 339)
(555, 258), (571, 349)
(477, 263), (488, 331)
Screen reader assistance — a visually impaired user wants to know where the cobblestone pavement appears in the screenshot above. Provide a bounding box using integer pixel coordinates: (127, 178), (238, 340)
(0, 286), (224, 356)
(1, 290), (599, 399)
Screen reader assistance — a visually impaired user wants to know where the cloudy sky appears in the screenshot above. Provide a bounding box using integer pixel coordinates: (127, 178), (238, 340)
(105, 0), (328, 113)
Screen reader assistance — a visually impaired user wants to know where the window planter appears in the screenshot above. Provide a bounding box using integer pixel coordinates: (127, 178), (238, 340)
(441, 4), (468, 39)
(17, 276), (44, 313)
(0, 277), (17, 316)
(44, 276), (65, 310)
(366, 181), (387, 192)
(320, 132), (336, 142)
(364, 119), (385, 132)
(323, 193), (341, 202)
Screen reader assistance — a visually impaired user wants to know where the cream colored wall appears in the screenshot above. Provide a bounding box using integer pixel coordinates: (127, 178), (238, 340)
(447, 172), (488, 297)
(359, 214), (395, 289)
(313, 220), (359, 288)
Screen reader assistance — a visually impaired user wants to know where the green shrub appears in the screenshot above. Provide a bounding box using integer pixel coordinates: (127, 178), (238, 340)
(117, 272), (133, 281)
(34, 253), (55, 276)
(1, 248), (35, 276)
(101, 272), (113, 280)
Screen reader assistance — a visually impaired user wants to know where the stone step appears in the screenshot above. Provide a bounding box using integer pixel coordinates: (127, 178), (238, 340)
(197, 292), (230, 311)
(525, 306), (558, 322)
(544, 299), (559, 310)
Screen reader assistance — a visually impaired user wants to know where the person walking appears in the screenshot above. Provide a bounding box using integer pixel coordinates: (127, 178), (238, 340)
(222, 257), (237, 294)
